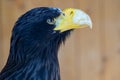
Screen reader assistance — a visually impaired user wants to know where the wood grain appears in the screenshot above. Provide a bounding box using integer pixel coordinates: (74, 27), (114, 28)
(0, 0), (120, 80)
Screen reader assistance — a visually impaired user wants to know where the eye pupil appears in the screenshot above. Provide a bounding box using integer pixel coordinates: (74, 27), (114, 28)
(62, 13), (65, 16)
(47, 19), (55, 25)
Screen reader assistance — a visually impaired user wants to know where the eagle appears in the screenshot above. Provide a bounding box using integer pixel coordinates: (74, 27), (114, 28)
(0, 7), (92, 80)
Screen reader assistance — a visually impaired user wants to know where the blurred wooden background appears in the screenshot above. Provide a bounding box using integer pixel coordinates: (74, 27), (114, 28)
(0, 0), (120, 80)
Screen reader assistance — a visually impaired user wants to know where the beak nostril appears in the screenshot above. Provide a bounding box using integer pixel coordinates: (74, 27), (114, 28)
(70, 11), (73, 15)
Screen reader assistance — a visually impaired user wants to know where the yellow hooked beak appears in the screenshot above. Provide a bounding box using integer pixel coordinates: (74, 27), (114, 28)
(54, 8), (92, 32)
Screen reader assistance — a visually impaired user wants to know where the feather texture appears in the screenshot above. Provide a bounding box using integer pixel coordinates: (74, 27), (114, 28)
(0, 7), (72, 80)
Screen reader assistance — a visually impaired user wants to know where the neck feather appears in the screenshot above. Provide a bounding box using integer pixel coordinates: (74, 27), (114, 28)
(0, 31), (71, 80)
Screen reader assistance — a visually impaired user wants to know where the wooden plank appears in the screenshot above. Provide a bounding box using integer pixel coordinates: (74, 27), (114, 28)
(73, 0), (104, 80)
(104, 0), (120, 80)
(0, 0), (26, 71)
(0, 0), (4, 71)
(0, 0), (10, 71)
(1, 0), (19, 71)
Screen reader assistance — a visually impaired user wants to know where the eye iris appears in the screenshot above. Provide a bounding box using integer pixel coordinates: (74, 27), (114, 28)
(47, 19), (55, 25)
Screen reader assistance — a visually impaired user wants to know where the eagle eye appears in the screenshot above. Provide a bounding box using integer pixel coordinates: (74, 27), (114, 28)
(47, 18), (56, 25)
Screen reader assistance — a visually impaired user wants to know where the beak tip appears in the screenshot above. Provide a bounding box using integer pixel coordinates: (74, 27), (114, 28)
(90, 26), (92, 29)
(73, 9), (93, 30)
(89, 23), (92, 29)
